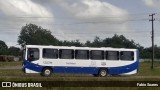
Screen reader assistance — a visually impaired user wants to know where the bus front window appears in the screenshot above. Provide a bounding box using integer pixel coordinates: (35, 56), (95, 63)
(27, 48), (39, 61)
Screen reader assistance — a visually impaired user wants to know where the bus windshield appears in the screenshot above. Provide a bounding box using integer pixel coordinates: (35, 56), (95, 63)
(27, 48), (39, 61)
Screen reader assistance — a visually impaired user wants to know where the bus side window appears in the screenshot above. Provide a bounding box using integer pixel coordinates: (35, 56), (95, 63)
(59, 49), (74, 59)
(27, 48), (39, 61)
(90, 50), (104, 60)
(120, 51), (134, 61)
(106, 51), (119, 60)
(75, 50), (89, 60)
(43, 49), (58, 59)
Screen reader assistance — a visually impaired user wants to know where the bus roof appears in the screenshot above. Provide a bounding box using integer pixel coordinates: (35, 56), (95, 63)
(25, 45), (137, 51)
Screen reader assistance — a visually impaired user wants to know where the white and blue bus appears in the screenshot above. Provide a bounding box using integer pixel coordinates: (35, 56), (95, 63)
(22, 45), (139, 77)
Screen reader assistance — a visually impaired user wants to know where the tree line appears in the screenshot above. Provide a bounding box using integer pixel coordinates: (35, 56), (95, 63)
(0, 40), (20, 56)
(0, 23), (159, 59)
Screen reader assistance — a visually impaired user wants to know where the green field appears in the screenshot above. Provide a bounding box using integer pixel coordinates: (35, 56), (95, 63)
(0, 61), (160, 90)
(0, 61), (21, 67)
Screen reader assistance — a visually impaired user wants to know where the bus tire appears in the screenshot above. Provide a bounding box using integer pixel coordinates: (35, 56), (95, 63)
(99, 69), (107, 77)
(41, 67), (52, 76)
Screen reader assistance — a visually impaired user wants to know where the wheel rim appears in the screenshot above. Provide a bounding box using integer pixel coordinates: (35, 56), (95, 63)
(100, 70), (107, 76)
(44, 69), (51, 76)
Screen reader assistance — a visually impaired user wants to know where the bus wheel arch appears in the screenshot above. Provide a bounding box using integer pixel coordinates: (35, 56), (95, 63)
(98, 68), (108, 77)
(41, 67), (53, 76)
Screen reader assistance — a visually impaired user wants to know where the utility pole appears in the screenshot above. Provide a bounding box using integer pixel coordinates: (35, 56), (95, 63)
(149, 13), (155, 69)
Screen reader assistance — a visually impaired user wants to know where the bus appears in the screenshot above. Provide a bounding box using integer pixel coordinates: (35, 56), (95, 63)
(22, 45), (139, 77)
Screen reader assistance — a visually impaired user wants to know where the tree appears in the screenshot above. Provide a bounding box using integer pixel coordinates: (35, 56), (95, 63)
(102, 34), (142, 49)
(8, 46), (20, 56)
(84, 34), (145, 58)
(86, 34), (143, 49)
(85, 40), (92, 47)
(17, 23), (149, 59)
(18, 23), (59, 46)
(0, 40), (9, 55)
(59, 40), (83, 47)
(91, 36), (102, 47)
(70, 40), (83, 47)
(0, 40), (8, 49)
(140, 45), (160, 59)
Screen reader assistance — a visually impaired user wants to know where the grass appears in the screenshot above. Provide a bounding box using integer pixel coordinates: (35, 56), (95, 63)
(0, 61), (21, 67)
(136, 61), (160, 76)
(0, 61), (160, 90)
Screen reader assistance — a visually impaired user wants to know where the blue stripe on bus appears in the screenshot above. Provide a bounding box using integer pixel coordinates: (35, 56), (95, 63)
(23, 61), (44, 73)
(108, 50), (139, 74)
(53, 67), (99, 74)
(107, 61), (138, 74)
(23, 60), (138, 75)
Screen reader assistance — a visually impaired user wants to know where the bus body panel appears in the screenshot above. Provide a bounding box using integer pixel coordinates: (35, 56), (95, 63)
(22, 45), (139, 75)
(23, 59), (138, 75)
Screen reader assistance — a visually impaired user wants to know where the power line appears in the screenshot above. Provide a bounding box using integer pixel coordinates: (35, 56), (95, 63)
(0, 19), (149, 26)
(3, 12), (157, 19)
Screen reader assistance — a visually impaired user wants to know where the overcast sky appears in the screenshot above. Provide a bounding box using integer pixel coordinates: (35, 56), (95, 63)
(0, 0), (160, 47)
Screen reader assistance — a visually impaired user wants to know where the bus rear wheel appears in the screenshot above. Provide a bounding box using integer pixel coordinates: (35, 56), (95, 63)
(99, 69), (107, 77)
(41, 68), (52, 76)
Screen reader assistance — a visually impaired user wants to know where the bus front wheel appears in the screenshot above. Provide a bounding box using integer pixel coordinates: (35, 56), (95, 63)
(99, 69), (107, 77)
(41, 67), (52, 76)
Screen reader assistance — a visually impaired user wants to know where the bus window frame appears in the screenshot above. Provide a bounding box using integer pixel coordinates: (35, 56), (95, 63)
(27, 48), (40, 61)
(90, 50), (104, 60)
(42, 48), (58, 59)
(120, 51), (134, 61)
(106, 51), (119, 60)
(59, 49), (74, 59)
(75, 49), (89, 60)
